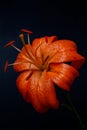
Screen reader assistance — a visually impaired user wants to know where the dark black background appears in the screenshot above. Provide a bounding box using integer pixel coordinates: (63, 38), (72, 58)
(0, 0), (87, 129)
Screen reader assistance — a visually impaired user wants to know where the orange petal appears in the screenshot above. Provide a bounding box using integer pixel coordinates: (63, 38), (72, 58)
(49, 50), (85, 69)
(46, 36), (58, 43)
(4, 40), (15, 48)
(48, 63), (79, 91)
(45, 39), (77, 57)
(32, 38), (46, 58)
(31, 36), (58, 57)
(27, 71), (48, 113)
(46, 39), (85, 69)
(48, 39), (77, 51)
(32, 36), (58, 49)
(16, 71), (32, 102)
(48, 72), (70, 91)
(38, 71), (59, 109)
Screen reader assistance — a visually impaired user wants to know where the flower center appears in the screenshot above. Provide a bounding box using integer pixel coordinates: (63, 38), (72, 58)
(39, 55), (50, 71)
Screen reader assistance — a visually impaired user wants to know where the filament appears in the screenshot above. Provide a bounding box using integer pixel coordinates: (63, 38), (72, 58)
(27, 34), (30, 44)
(8, 62), (24, 66)
(19, 34), (35, 60)
(27, 34), (35, 57)
(8, 61), (34, 68)
(11, 44), (21, 52)
(19, 34), (30, 56)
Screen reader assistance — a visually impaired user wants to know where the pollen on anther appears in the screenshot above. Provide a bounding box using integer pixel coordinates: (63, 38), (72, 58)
(4, 40), (15, 48)
(21, 29), (33, 34)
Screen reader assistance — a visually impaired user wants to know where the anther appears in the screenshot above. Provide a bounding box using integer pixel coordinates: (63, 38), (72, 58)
(21, 29), (33, 34)
(4, 60), (9, 72)
(19, 34), (26, 46)
(4, 40), (15, 48)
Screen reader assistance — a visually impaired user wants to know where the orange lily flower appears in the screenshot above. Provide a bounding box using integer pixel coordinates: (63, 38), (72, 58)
(4, 30), (85, 113)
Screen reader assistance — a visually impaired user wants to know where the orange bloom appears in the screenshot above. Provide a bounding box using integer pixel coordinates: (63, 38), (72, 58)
(4, 30), (85, 113)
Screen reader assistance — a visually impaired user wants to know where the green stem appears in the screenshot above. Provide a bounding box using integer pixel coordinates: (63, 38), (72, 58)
(62, 92), (86, 129)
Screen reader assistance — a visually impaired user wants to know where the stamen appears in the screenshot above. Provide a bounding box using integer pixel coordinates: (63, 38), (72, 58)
(19, 33), (36, 61)
(8, 60), (37, 67)
(4, 40), (15, 48)
(4, 59), (40, 72)
(4, 37), (36, 65)
(4, 62), (26, 72)
(21, 29), (33, 44)
(4, 40), (21, 53)
(19, 34), (26, 46)
(19, 34), (31, 56)
(27, 33), (34, 55)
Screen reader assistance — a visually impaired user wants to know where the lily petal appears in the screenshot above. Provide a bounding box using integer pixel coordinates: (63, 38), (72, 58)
(49, 51), (85, 69)
(16, 71), (32, 102)
(43, 39), (76, 57)
(48, 63), (79, 91)
(38, 71), (59, 109)
(32, 36), (58, 58)
(32, 36), (58, 49)
(47, 40), (77, 51)
(44, 39), (85, 69)
(27, 71), (48, 113)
